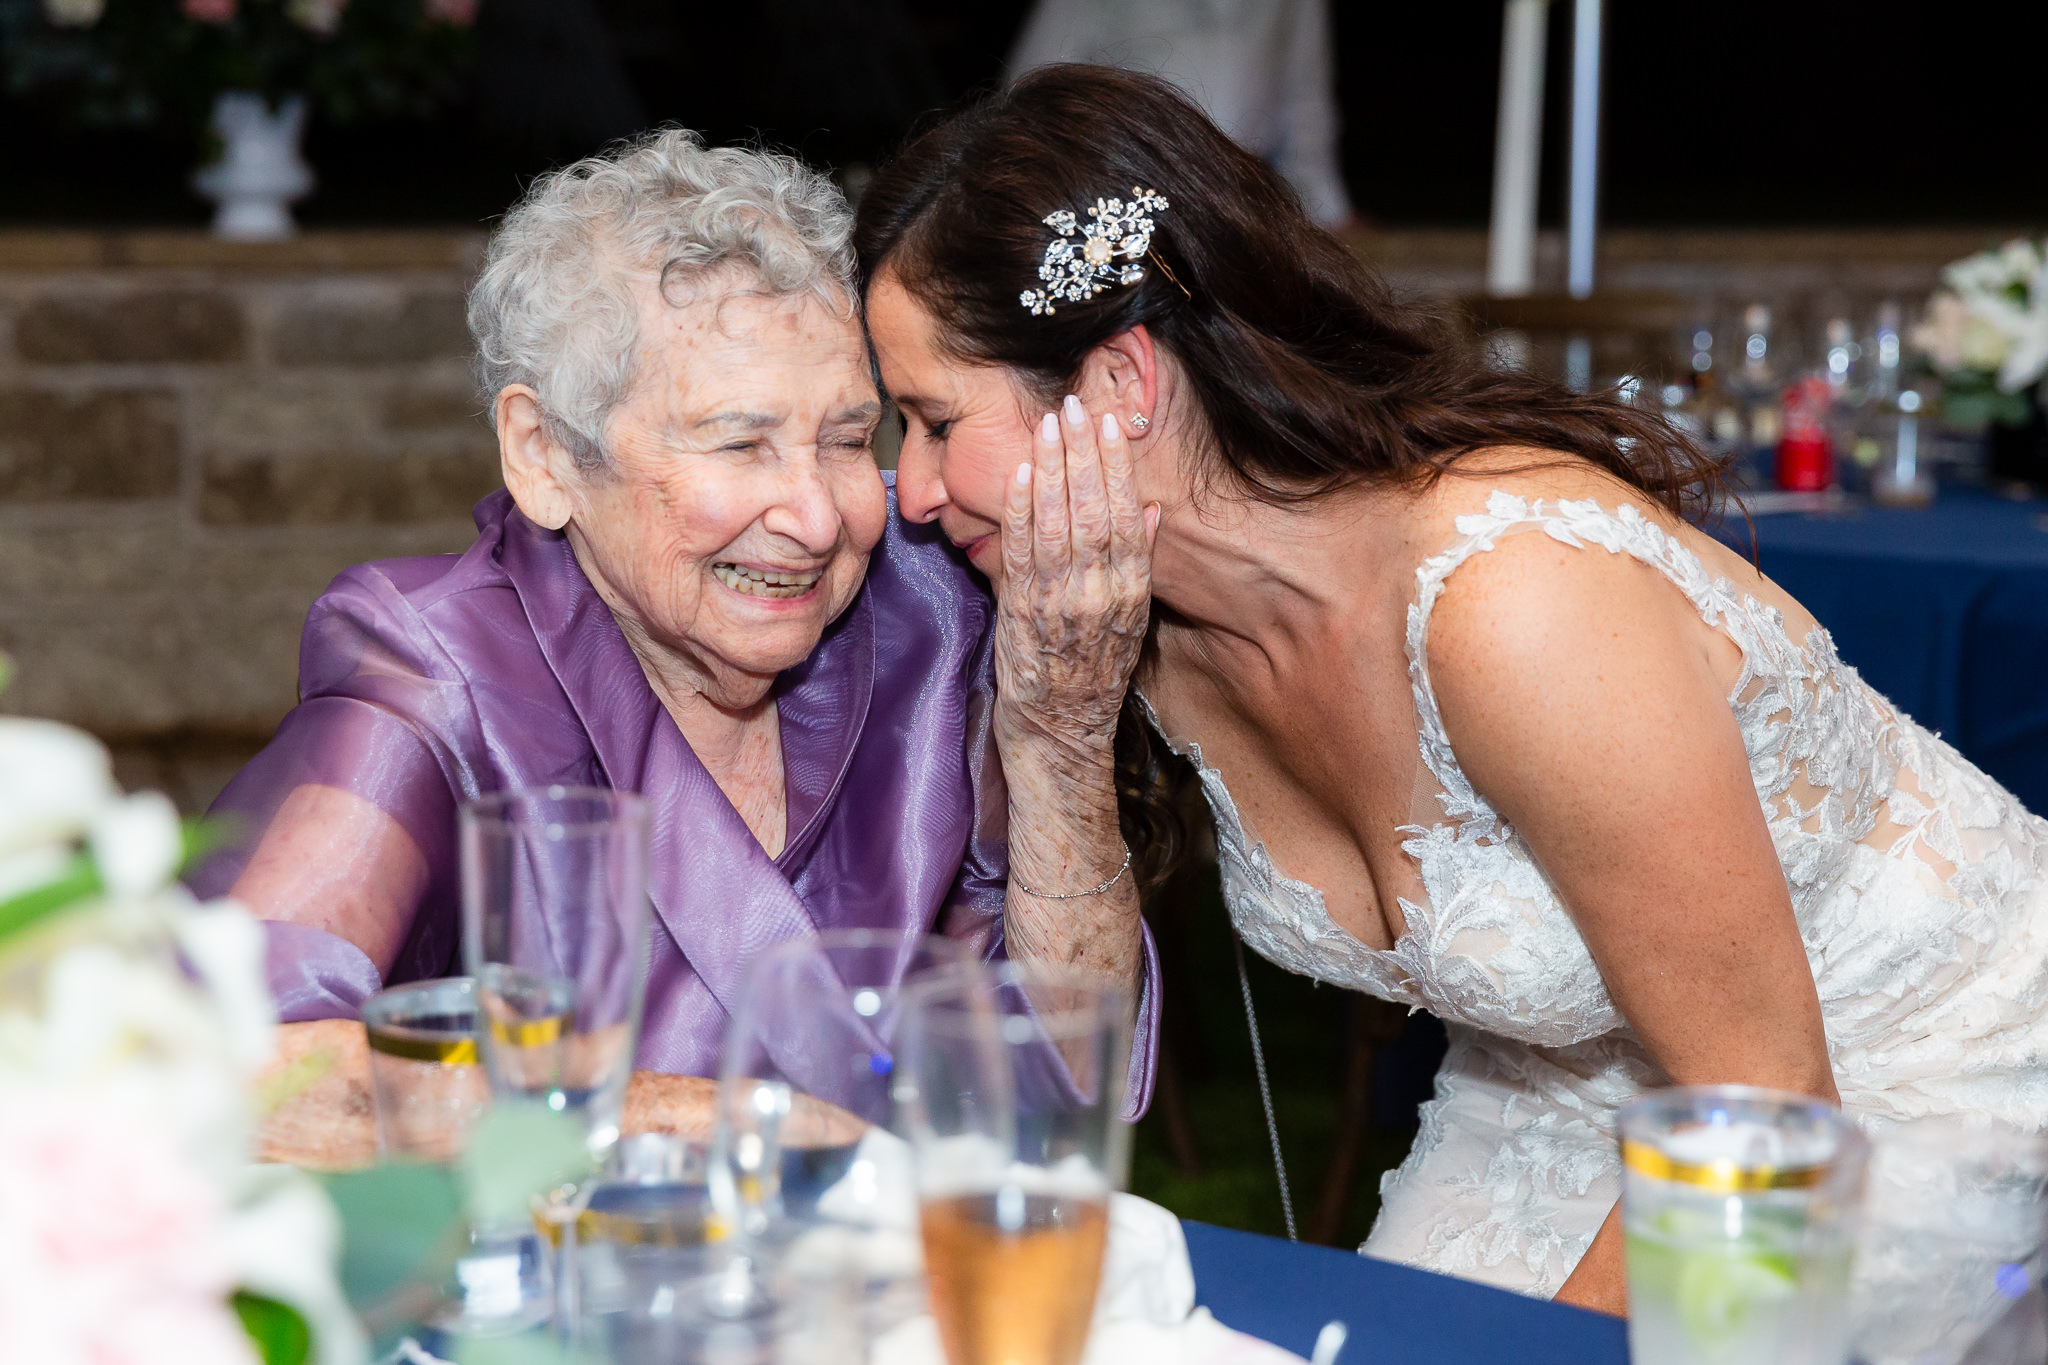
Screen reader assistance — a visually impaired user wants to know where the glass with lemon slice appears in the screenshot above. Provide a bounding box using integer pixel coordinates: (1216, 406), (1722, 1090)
(1621, 1086), (1869, 1365)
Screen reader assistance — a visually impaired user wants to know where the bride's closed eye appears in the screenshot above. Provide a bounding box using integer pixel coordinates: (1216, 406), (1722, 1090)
(921, 417), (955, 442)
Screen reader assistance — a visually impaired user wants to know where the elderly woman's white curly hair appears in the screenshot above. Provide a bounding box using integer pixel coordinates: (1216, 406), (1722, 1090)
(469, 128), (856, 470)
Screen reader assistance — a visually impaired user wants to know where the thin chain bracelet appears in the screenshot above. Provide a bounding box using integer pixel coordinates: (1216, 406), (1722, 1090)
(1014, 844), (1132, 900)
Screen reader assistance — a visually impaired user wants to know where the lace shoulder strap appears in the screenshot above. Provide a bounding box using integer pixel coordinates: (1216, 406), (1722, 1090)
(1406, 491), (1750, 825)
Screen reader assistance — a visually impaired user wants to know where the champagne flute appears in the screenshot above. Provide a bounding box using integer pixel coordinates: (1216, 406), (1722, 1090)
(896, 961), (1132, 1365)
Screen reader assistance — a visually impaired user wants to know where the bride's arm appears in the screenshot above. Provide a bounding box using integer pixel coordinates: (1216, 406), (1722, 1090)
(1426, 528), (1837, 1317)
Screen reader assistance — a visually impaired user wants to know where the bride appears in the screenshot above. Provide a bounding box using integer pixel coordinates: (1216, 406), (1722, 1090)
(853, 64), (2048, 1315)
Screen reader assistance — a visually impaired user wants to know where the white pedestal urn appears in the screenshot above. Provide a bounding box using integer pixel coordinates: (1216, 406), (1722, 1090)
(192, 91), (314, 241)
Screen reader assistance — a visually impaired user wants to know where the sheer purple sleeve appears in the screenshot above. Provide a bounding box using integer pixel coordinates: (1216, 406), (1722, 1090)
(261, 922), (385, 1020)
(190, 563), (481, 1019)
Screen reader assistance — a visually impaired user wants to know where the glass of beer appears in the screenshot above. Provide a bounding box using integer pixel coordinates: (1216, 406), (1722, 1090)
(1620, 1085), (1868, 1365)
(361, 975), (488, 1162)
(896, 962), (1132, 1365)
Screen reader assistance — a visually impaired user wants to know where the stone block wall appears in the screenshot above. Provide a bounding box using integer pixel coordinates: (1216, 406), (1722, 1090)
(0, 231), (497, 808)
(0, 225), (2027, 811)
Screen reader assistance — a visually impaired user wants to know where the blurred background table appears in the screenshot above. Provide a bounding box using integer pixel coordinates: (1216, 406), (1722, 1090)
(1720, 491), (2048, 812)
(1184, 1221), (1628, 1365)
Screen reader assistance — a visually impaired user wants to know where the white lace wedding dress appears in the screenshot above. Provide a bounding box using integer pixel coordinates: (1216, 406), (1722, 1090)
(1148, 492), (2048, 1298)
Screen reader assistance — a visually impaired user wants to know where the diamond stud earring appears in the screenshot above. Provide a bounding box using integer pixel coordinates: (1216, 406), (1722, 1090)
(1129, 413), (1151, 434)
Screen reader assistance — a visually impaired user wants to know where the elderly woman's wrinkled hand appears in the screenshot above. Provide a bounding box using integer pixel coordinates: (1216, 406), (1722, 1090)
(993, 395), (1159, 762)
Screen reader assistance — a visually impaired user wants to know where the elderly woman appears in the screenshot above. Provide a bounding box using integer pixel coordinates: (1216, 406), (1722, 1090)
(194, 131), (1155, 1143)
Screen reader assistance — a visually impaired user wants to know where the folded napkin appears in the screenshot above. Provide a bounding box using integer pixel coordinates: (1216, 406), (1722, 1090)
(874, 1307), (1309, 1365)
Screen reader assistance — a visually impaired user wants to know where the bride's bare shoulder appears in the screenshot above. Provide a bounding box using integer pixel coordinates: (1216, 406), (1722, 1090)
(1400, 452), (1737, 686)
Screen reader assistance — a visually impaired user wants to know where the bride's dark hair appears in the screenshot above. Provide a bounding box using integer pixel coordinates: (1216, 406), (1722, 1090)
(855, 63), (1722, 513)
(855, 63), (1724, 882)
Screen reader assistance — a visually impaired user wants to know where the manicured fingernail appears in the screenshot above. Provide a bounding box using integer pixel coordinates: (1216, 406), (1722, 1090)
(1063, 394), (1085, 426)
(1039, 412), (1059, 442)
(1145, 503), (1161, 536)
(1101, 412), (1119, 440)
(1016, 462), (1032, 487)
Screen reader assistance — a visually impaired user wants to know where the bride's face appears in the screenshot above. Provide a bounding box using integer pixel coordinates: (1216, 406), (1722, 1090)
(866, 273), (1043, 577)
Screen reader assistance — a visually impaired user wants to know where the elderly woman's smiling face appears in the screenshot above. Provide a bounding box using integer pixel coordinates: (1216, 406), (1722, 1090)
(501, 271), (885, 708)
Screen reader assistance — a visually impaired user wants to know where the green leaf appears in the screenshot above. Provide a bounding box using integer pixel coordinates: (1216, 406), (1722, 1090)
(1942, 386), (2036, 432)
(182, 813), (234, 867)
(232, 1291), (312, 1365)
(0, 849), (99, 944)
(460, 1098), (597, 1228)
(450, 1336), (570, 1365)
(0, 813), (238, 951)
(319, 1162), (466, 1315)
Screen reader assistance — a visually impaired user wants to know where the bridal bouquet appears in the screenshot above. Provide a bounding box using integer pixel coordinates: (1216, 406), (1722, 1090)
(1913, 237), (2048, 429)
(0, 661), (363, 1365)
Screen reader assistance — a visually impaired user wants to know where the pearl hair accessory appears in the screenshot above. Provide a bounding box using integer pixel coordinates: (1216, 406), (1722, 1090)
(1020, 187), (1169, 316)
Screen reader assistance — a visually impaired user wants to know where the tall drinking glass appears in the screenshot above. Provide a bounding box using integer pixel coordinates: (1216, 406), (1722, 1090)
(461, 785), (652, 1333)
(714, 932), (975, 1227)
(896, 962), (1131, 1365)
(1850, 1117), (2048, 1365)
(710, 930), (975, 1349)
(460, 786), (651, 1161)
(1620, 1085), (1868, 1365)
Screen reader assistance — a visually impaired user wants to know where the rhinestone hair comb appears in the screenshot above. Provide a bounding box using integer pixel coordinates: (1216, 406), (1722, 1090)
(1020, 187), (1169, 316)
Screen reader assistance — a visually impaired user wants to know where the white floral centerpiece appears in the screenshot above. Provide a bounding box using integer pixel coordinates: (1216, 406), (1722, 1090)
(1913, 237), (2048, 431)
(0, 662), (363, 1365)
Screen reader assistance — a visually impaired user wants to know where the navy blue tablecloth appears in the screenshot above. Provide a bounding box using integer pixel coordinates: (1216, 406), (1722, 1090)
(1183, 1221), (1628, 1364)
(1724, 493), (2048, 814)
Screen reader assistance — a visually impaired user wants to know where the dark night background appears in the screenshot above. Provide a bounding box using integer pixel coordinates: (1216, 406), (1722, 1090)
(5, 0), (2045, 228)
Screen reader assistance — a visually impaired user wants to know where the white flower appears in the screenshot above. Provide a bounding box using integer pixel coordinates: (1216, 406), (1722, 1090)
(224, 1166), (368, 1365)
(0, 717), (114, 861)
(1916, 238), (2048, 392)
(0, 845), (72, 904)
(41, 0), (107, 24)
(0, 909), (365, 1364)
(1998, 237), (2043, 283)
(170, 900), (277, 1074)
(90, 789), (184, 899)
(1997, 252), (2048, 393)
(1963, 313), (2015, 373)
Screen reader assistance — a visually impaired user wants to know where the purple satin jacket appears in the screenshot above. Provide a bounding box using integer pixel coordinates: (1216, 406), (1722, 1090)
(194, 483), (1157, 1111)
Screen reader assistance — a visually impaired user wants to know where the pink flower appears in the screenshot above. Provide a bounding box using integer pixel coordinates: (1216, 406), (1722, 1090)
(425, 0), (478, 25)
(181, 0), (236, 22)
(0, 1086), (255, 1365)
